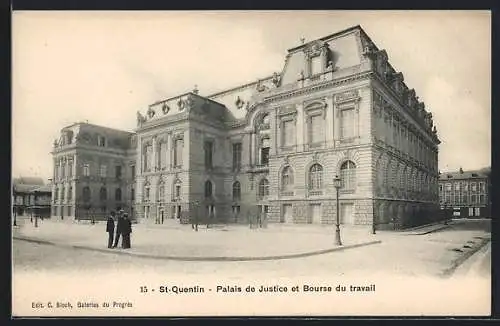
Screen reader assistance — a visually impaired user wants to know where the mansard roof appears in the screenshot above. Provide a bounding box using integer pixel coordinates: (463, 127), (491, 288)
(136, 24), (437, 139)
(439, 168), (490, 181)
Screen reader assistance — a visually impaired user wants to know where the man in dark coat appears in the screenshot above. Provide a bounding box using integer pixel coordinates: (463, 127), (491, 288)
(106, 211), (116, 248)
(121, 213), (132, 249)
(112, 210), (124, 248)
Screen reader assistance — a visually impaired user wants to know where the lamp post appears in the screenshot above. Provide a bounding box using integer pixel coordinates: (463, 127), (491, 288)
(333, 175), (342, 246)
(13, 187), (17, 227)
(34, 191), (39, 228)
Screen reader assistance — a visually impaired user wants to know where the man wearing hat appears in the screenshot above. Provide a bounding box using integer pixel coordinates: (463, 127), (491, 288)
(106, 211), (116, 248)
(112, 210), (125, 248)
(121, 213), (132, 249)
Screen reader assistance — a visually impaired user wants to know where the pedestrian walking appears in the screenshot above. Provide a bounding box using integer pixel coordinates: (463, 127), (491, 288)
(106, 211), (116, 248)
(112, 210), (124, 248)
(122, 213), (132, 249)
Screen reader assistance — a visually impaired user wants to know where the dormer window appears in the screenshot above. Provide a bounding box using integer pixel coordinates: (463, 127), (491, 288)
(98, 135), (106, 147)
(310, 55), (322, 76)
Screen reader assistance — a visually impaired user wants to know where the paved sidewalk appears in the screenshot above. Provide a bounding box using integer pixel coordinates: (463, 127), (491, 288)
(13, 219), (382, 261)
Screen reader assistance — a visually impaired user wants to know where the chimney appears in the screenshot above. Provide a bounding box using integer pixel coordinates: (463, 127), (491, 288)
(459, 167), (464, 174)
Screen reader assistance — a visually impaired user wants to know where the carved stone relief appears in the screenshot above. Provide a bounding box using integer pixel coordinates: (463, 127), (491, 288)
(162, 103), (170, 114)
(147, 107), (155, 119)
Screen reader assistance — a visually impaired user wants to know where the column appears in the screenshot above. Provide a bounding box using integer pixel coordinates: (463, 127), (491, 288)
(66, 156), (71, 179)
(73, 154), (77, 178)
(152, 136), (157, 172)
(250, 132), (256, 166)
(326, 96), (334, 147)
(53, 158), (57, 181)
(333, 102), (340, 142)
(183, 130), (189, 169)
(296, 103), (305, 151)
(136, 135), (142, 174)
(166, 132), (172, 170)
(272, 109), (278, 155)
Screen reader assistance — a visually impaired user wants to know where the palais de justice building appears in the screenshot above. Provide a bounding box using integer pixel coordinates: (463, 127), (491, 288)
(51, 25), (441, 229)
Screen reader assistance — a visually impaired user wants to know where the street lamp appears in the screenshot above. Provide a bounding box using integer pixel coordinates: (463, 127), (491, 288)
(333, 175), (343, 246)
(34, 191), (39, 228)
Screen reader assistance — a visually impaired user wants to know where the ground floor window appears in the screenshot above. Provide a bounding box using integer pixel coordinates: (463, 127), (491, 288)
(475, 207), (481, 216)
(468, 207), (474, 216)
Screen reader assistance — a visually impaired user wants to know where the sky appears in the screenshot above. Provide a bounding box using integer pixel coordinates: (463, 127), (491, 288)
(12, 11), (491, 181)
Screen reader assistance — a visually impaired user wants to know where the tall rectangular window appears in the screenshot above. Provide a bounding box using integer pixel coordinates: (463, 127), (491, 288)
(145, 145), (152, 172)
(174, 138), (183, 167)
(98, 136), (106, 147)
(282, 120), (295, 147)
(309, 115), (324, 144)
(479, 182), (485, 192)
(340, 108), (355, 139)
(204, 140), (213, 169)
(159, 142), (167, 169)
(68, 163), (72, 177)
(471, 182), (477, 192)
(115, 165), (122, 179)
(131, 165), (135, 179)
(260, 138), (270, 166)
(232, 142), (242, 171)
(100, 165), (107, 178)
(83, 163), (90, 176)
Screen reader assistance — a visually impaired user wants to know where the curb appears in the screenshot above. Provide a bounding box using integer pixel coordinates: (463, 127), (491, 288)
(406, 225), (451, 236)
(13, 236), (382, 262)
(440, 237), (491, 278)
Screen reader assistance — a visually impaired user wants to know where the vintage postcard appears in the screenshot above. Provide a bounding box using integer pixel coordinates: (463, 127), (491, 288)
(12, 10), (491, 317)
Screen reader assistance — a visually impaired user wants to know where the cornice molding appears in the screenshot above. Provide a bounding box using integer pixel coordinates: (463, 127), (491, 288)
(263, 71), (372, 104)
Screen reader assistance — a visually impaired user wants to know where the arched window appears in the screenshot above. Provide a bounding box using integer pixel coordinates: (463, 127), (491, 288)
(281, 166), (294, 192)
(309, 163), (323, 190)
(258, 179), (270, 199)
(82, 186), (91, 202)
(258, 113), (270, 130)
(204, 180), (213, 199)
(99, 187), (107, 201)
(232, 181), (241, 201)
(115, 188), (122, 201)
(340, 160), (356, 190)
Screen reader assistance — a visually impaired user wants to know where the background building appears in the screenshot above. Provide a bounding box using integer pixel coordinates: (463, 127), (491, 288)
(51, 123), (136, 221)
(51, 25), (441, 229)
(12, 177), (50, 217)
(439, 167), (491, 218)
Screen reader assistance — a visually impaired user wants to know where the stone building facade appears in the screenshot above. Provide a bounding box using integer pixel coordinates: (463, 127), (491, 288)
(51, 123), (136, 220)
(438, 168), (491, 218)
(51, 25), (441, 229)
